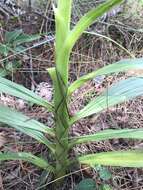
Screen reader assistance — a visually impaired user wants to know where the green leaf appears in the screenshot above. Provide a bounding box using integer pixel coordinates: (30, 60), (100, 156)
(5, 60), (21, 71)
(0, 76), (53, 111)
(14, 45), (26, 52)
(55, 0), (123, 86)
(65, 0), (123, 54)
(69, 129), (143, 147)
(54, 0), (72, 85)
(96, 166), (112, 181)
(75, 178), (97, 190)
(0, 152), (54, 172)
(70, 77), (143, 123)
(0, 61), (20, 77)
(78, 151), (143, 168)
(0, 105), (55, 151)
(5, 30), (22, 43)
(99, 184), (112, 190)
(13, 33), (41, 46)
(0, 68), (8, 77)
(68, 58), (143, 96)
(0, 44), (9, 56)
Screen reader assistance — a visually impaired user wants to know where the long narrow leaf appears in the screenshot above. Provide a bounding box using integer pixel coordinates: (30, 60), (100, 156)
(65, 0), (123, 53)
(55, 0), (122, 86)
(0, 77), (53, 111)
(69, 129), (143, 147)
(71, 77), (143, 123)
(55, 0), (72, 84)
(68, 58), (143, 96)
(78, 151), (143, 168)
(0, 152), (54, 172)
(0, 105), (55, 151)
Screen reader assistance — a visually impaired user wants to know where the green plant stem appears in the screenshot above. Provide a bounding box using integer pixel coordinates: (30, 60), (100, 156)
(54, 0), (72, 181)
(53, 72), (70, 181)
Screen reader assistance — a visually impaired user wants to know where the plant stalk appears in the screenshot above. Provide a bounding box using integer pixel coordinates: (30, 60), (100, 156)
(53, 0), (72, 181)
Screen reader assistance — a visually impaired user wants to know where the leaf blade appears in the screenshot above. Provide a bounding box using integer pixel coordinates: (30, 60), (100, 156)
(5, 30), (22, 43)
(0, 152), (54, 171)
(68, 58), (143, 96)
(70, 77), (143, 123)
(69, 129), (143, 147)
(14, 33), (41, 45)
(65, 0), (123, 53)
(0, 105), (55, 151)
(78, 151), (143, 168)
(0, 77), (53, 111)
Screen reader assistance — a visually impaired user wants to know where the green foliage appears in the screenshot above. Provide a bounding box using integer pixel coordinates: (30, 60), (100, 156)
(0, 30), (40, 77)
(78, 151), (143, 168)
(99, 184), (112, 190)
(0, 152), (54, 171)
(75, 178), (97, 190)
(69, 129), (143, 147)
(96, 166), (112, 181)
(1, 0), (143, 188)
(71, 77), (143, 123)
(0, 76), (53, 110)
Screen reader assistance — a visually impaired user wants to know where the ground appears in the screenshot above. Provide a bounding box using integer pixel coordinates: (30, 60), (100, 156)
(0, 0), (143, 189)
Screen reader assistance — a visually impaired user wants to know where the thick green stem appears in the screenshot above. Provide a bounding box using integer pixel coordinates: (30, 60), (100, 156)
(53, 0), (72, 180)
(53, 70), (70, 179)
(54, 111), (70, 178)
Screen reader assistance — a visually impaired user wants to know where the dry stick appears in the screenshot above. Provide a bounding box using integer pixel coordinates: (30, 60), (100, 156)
(39, 0), (52, 35)
(84, 31), (135, 58)
(29, 49), (35, 91)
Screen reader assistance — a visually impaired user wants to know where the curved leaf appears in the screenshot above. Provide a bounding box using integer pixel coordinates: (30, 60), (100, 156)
(55, 0), (123, 85)
(68, 58), (143, 96)
(0, 152), (54, 172)
(69, 129), (143, 147)
(14, 33), (41, 46)
(0, 44), (9, 56)
(70, 77), (143, 123)
(54, 0), (72, 84)
(65, 0), (123, 53)
(5, 30), (22, 43)
(75, 178), (97, 190)
(0, 77), (53, 111)
(0, 105), (55, 151)
(78, 151), (143, 168)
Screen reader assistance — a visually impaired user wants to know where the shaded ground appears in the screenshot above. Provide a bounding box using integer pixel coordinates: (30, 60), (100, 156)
(0, 1), (143, 189)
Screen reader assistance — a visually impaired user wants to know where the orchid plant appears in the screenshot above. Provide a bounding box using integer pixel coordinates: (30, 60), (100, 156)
(1, 0), (143, 187)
